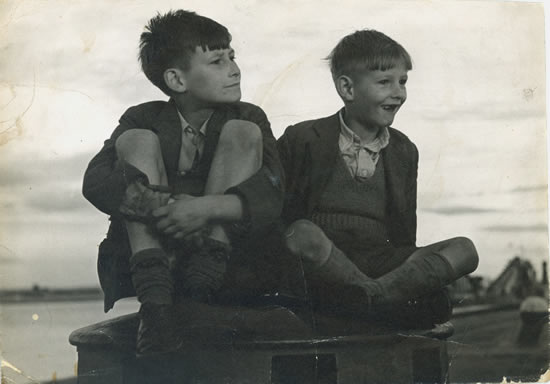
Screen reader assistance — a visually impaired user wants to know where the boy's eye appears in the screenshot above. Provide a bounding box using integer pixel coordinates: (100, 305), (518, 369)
(378, 79), (389, 85)
(400, 79), (408, 85)
(211, 59), (222, 65)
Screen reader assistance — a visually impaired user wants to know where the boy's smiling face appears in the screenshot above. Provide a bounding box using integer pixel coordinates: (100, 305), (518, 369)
(347, 61), (408, 131)
(180, 46), (241, 105)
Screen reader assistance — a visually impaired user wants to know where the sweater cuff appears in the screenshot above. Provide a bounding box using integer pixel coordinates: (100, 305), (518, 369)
(225, 167), (282, 235)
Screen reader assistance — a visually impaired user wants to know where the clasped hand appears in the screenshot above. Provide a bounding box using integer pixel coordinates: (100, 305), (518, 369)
(152, 194), (212, 240)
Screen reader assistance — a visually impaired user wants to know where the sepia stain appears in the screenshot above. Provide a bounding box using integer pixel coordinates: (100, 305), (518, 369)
(0, 116), (24, 146)
(256, 55), (309, 107)
(0, 79), (36, 146)
(81, 33), (96, 53)
(522, 87), (536, 101)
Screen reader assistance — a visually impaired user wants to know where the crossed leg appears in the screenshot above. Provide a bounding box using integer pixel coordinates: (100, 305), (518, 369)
(284, 219), (479, 307)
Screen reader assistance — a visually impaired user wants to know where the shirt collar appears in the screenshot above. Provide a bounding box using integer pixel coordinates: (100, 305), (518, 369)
(177, 110), (208, 136)
(338, 109), (390, 152)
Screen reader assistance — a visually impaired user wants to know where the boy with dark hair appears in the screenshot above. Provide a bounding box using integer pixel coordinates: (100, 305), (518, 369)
(83, 10), (283, 355)
(278, 29), (479, 326)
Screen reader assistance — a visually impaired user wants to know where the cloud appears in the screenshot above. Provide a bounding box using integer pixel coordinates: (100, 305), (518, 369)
(510, 185), (548, 193)
(26, 187), (89, 212)
(0, 151), (92, 187)
(0, 151), (96, 215)
(483, 224), (548, 232)
(423, 206), (503, 215)
(419, 103), (545, 123)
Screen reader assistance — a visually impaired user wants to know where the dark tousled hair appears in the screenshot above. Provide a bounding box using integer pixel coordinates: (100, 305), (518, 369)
(327, 29), (412, 80)
(139, 10), (232, 95)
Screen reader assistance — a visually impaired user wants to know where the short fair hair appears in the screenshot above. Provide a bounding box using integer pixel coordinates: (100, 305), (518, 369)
(327, 29), (412, 80)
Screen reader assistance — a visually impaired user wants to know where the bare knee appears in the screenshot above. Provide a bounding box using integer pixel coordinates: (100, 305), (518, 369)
(449, 236), (479, 274)
(115, 129), (161, 160)
(284, 220), (332, 265)
(218, 120), (262, 155)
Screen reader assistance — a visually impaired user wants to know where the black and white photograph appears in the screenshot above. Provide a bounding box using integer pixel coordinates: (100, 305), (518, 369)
(0, 1), (548, 383)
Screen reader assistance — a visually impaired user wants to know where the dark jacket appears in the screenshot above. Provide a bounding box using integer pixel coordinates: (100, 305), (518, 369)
(277, 112), (418, 247)
(83, 100), (284, 311)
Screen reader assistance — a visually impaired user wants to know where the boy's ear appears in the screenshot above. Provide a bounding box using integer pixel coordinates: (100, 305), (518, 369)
(335, 75), (354, 102)
(163, 68), (187, 93)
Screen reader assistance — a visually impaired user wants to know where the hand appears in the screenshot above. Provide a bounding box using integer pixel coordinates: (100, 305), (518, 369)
(152, 194), (212, 240)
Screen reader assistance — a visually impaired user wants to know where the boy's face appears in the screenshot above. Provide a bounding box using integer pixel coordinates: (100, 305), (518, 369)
(181, 46), (241, 104)
(348, 61), (408, 131)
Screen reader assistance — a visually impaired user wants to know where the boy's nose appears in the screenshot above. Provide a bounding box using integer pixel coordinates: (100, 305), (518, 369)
(392, 83), (406, 101)
(229, 61), (240, 78)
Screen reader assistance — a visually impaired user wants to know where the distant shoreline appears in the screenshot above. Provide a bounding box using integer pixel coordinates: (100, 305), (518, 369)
(0, 287), (103, 304)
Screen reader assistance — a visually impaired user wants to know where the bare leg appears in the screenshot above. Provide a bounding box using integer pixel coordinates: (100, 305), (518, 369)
(204, 119), (262, 243)
(180, 120), (262, 302)
(115, 129), (180, 356)
(115, 129), (169, 254)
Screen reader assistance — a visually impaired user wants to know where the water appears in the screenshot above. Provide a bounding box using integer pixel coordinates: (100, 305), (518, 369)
(2, 299), (546, 383)
(0, 299), (139, 382)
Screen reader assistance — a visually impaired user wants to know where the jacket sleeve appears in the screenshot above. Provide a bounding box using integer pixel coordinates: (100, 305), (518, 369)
(82, 107), (149, 216)
(405, 143), (419, 246)
(276, 127), (298, 225)
(225, 106), (284, 235)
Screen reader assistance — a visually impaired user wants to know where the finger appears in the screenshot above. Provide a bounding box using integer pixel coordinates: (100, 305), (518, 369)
(174, 226), (202, 239)
(156, 217), (172, 231)
(152, 205), (169, 217)
(163, 225), (179, 235)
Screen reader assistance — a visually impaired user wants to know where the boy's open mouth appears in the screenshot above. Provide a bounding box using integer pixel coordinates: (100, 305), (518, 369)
(381, 105), (399, 112)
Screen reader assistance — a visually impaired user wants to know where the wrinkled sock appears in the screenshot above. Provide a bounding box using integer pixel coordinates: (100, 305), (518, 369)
(130, 248), (174, 305)
(179, 238), (231, 303)
(371, 250), (456, 305)
(312, 243), (377, 290)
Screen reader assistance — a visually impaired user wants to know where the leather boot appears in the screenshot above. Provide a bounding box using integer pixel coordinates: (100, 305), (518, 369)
(136, 303), (184, 357)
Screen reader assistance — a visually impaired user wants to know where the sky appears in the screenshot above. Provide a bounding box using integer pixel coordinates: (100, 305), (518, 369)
(0, 0), (547, 289)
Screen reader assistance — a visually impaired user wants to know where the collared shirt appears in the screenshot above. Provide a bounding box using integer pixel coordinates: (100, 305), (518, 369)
(177, 111), (208, 175)
(338, 110), (390, 181)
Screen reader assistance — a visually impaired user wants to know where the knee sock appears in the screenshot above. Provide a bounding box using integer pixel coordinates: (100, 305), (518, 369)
(308, 241), (457, 313)
(130, 248), (174, 305)
(368, 250), (457, 305)
(180, 237), (231, 303)
(311, 243), (373, 287)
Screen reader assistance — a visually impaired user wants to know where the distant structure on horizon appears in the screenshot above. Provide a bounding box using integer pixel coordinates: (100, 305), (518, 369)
(486, 257), (545, 300)
(450, 257), (548, 305)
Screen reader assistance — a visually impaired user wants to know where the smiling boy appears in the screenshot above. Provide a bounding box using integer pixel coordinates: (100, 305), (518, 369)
(278, 30), (479, 326)
(83, 10), (283, 355)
